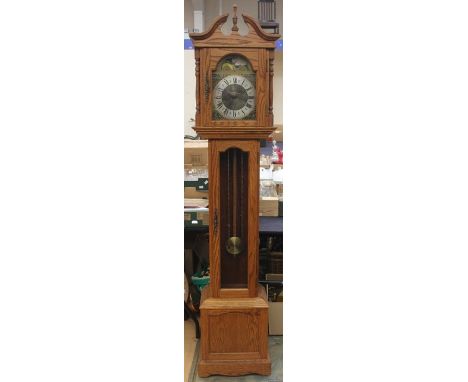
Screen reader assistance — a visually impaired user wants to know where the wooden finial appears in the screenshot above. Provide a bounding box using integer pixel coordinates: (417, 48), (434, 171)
(232, 4), (239, 32)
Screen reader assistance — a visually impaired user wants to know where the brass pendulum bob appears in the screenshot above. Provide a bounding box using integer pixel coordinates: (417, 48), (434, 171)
(226, 236), (242, 256)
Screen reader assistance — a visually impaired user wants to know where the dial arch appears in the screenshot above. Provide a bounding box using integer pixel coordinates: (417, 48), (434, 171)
(212, 54), (256, 121)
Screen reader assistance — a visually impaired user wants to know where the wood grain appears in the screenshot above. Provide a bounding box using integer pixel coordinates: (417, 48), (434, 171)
(190, 13), (279, 49)
(208, 311), (259, 354)
(191, 8), (279, 377)
(201, 48), (269, 127)
(247, 141), (259, 297)
(268, 49), (275, 126)
(194, 126), (275, 140)
(219, 288), (249, 299)
(208, 141), (220, 298)
(209, 140), (259, 298)
(218, 148), (248, 289)
(195, 49), (201, 126)
(198, 357), (271, 377)
(199, 284), (270, 376)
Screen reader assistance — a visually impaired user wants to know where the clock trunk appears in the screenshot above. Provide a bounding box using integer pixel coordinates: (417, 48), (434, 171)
(209, 140), (259, 299)
(219, 147), (249, 288)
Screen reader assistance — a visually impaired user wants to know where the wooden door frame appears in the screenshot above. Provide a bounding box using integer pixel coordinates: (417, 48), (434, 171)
(209, 140), (259, 298)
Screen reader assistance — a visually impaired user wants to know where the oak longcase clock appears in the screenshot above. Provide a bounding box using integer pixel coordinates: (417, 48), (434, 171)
(190, 5), (280, 377)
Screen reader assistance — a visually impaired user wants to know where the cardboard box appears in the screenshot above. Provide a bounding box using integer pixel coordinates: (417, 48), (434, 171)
(184, 210), (209, 227)
(269, 124), (283, 142)
(184, 140), (208, 166)
(184, 199), (209, 208)
(268, 301), (283, 335)
(266, 274), (283, 335)
(184, 164), (209, 198)
(268, 252), (283, 274)
(265, 273), (283, 282)
(184, 177), (209, 191)
(184, 187), (208, 199)
(259, 197), (279, 217)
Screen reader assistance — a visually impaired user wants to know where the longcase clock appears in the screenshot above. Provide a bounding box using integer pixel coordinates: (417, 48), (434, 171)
(189, 6), (280, 377)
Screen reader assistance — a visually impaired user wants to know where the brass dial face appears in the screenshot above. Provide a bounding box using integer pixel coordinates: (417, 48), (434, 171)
(213, 75), (255, 120)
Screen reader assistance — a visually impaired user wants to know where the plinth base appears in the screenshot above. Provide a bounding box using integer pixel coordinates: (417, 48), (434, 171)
(198, 285), (271, 377)
(198, 357), (271, 377)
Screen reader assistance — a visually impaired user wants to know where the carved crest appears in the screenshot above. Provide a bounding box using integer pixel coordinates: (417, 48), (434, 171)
(189, 5), (280, 48)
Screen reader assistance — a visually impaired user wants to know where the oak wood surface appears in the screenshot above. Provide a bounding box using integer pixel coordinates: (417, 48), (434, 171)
(191, 7), (280, 377)
(200, 284), (268, 308)
(198, 357), (271, 377)
(194, 49), (200, 127)
(199, 284), (270, 377)
(200, 48), (269, 128)
(268, 49), (275, 125)
(193, 126), (275, 140)
(190, 13), (279, 49)
(209, 140), (259, 298)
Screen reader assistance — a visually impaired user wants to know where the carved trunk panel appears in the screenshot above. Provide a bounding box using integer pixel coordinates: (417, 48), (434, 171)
(199, 286), (270, 368)
(208, 310), (260, 354)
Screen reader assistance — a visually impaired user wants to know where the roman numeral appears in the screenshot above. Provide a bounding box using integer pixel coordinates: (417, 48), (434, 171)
(224, 79), (229, 85)
(233, 77), (237, 84)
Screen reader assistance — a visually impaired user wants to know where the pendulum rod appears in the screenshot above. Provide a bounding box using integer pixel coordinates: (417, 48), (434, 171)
(227, 150), (231, 236)
(232, 149), (238, 238)
(240, 151), (244, 244)
(225, 148), (243, 257)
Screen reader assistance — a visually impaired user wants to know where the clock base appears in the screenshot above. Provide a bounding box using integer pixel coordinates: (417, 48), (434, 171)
(198, 356), (271, 377)
(198, 284), (271, 377)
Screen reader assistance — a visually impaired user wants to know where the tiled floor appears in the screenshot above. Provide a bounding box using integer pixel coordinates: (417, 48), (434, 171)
(185, 320), (198, 382)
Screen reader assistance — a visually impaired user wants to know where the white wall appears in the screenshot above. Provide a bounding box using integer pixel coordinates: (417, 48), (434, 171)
(184, 50), (283, 136)
(185, 0), (283, 35)
(184, 51), (197, 137)
(273, 51), (283, 126)
(184, 0), (194, 32)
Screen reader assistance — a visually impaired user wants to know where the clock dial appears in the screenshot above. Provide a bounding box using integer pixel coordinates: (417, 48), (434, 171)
(212, 54), (256, 121)
(213, 75), (255, 120)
